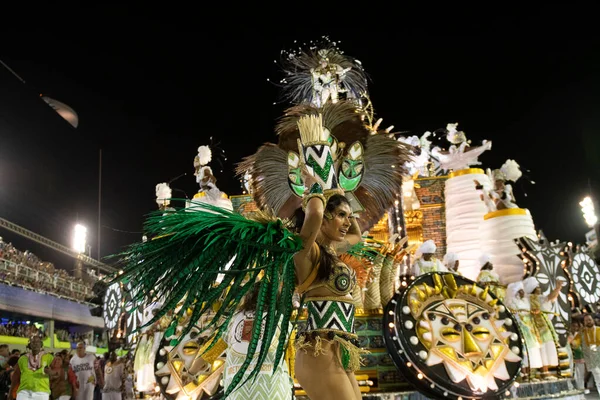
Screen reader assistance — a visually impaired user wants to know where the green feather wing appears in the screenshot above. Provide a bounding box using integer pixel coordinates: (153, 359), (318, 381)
(108, 201), (303, 396)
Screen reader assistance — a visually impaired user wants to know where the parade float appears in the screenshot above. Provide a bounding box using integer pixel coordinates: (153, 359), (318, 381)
(105, 39), (600, 400)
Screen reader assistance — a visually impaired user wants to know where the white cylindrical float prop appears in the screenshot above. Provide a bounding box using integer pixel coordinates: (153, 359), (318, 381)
(480, 208), (536, 284)
(445, 168), (491, 280)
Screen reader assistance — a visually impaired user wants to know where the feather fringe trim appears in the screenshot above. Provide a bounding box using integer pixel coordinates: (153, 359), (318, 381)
(355, 134), (412, 231)
(235, 144), (291, 215)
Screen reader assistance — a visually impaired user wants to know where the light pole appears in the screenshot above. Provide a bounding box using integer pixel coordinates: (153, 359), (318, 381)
(72, 224), (87, 278)
(580, 197), (598, 228)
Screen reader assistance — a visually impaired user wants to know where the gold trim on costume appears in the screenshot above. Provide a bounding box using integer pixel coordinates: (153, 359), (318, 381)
(483, 208), (528, 220)
(448, 168), (485, 178)
(355, 309), (384, 317)
(419, 203), (444, 209)
(415, 175), (449, 181)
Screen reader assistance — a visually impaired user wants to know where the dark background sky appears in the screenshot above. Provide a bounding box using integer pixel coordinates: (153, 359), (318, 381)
(0, 10), (599, 273)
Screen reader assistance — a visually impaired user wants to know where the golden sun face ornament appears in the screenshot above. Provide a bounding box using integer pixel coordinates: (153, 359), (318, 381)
(154, 321), (227, 400)
(384, 273), (523, 400)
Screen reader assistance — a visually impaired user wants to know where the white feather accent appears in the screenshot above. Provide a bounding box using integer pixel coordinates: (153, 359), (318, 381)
(155, 183), (172, 206)
(500, 159), (522, 182)
(197, 145), (212, 166)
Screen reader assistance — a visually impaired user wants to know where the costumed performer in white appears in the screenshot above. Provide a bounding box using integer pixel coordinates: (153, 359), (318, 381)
(523, 277), (563, 380)
(442, 252), (460, 275)
(476, 254), (504, 300)
(412, 240), (446, 276)
(505, 281), (543, 381)
(474, 159), (522, 212)
(190, 145), (233, 211)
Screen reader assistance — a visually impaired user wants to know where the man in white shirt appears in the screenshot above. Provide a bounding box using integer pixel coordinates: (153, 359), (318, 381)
(70, 342), (99, 400)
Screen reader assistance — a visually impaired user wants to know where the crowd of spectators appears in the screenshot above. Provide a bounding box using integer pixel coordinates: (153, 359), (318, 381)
(0, 322), (106, 348)
(0, 238), (94, 302)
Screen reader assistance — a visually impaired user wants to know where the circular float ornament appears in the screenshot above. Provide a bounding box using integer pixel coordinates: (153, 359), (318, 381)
(154, 326), (226, 400)
(384, 272), (522, 400)
(103, 283), (123, 329)
(571, 250), (600, 305)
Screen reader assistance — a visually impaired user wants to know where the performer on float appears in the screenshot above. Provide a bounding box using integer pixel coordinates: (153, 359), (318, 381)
(474, 160), (521, 212)
(310, 49), (352, 107)
(523, 277), (563, 380)
(190, 145), (233, 211)
(412, 240), (447, 276)
(476, 254), (504, 300)
(442, 252), (460, 274)
(581, 314), (600, 393)
(505, 281), (543, 380)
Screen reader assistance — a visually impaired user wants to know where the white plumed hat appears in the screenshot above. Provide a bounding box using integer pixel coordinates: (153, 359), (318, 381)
(523, 277), (540, 294)
(443, 252), (458, 266)
(478, 253), (493, 267)
(418, 240), (436, 254)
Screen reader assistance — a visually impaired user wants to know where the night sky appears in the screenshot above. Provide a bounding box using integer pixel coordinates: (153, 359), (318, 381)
(1, 12), (599, 272)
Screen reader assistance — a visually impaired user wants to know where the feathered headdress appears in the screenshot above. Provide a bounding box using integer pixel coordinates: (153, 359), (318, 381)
(155, 183), (172, 207)
(490, 159), (522, 182)
(500, 159), (522, 182)
(277, 39), (368, 107)
(236, 100), (412, 231)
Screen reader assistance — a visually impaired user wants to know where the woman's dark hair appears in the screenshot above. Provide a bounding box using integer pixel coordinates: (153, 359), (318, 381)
(239, 280), (262, 312)
(481, 262), (493, 271)
(315, 194), (351, 281)
(291, 194), (351, 282)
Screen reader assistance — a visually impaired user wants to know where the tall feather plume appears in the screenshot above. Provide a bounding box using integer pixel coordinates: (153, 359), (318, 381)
(276, 101), (367, 152)
(236, 144), (291, 215)
(297, 114), (327, 144)
(354, 134), (412, 231)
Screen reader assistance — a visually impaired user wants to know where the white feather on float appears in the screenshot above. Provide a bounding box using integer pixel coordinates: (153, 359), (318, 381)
(197, 145), (212, 166)
(155, 183), (172, 206)
(500, 159), (522, 182)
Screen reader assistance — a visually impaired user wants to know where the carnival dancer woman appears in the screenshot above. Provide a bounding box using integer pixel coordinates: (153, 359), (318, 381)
(505, 281), (543, 380)
(293, 174), (365, 399)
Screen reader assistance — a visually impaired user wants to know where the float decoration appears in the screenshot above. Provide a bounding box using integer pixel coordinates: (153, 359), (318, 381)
(384, 272), (522, 400)
(569, 244), (600, 307)
(154, 327), (226, 400)
(103, 282), (123, 330)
